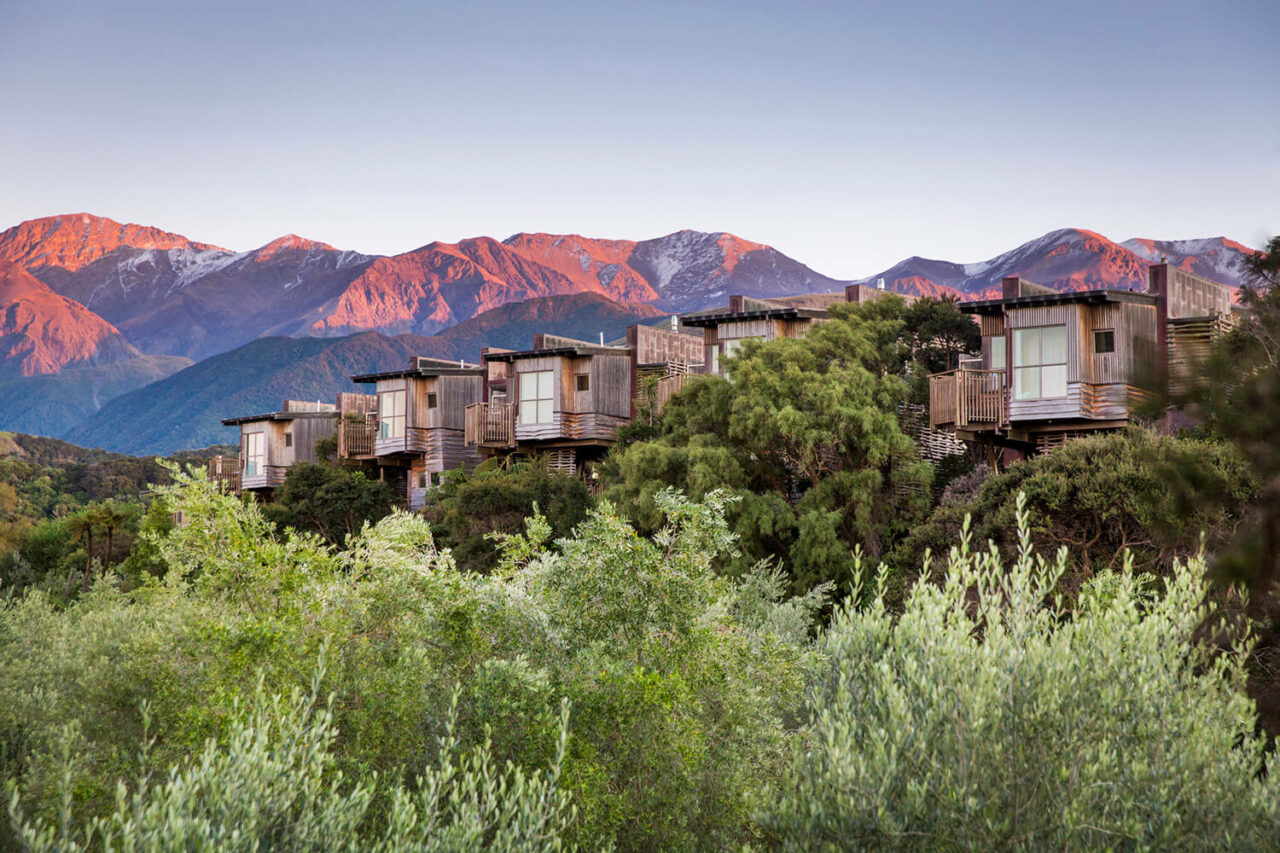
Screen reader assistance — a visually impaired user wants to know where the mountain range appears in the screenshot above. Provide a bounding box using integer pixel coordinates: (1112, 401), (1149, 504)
(0, 212), (1258, 454)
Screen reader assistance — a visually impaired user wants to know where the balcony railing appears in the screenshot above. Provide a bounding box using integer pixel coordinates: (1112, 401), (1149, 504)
(338, 417), (377, 458)
(207, 454), (241, 494)
(929, 368), (1006, 430)
(464, 401), (515, 447)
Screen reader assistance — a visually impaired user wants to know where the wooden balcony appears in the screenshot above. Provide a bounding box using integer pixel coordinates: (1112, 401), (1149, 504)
(338, 417), (377, 458)
(929, 368), (1006, 431)
(207, 454), (241, 494)
(464, 401), (515, 447)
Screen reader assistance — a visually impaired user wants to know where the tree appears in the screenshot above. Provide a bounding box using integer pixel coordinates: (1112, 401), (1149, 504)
(63, 506), (103, 595)
(1243, 235), (1280, 292)
(263, 462), (398, 546)
(421, 459), (594, 574)
(605, 298), (933, 591)
(1149, 235), (1280, 735)
(899, 296), (982, 379)
(96, 501), (132, 572)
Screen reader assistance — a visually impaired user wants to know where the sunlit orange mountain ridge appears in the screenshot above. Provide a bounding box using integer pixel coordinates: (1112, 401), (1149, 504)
(0, 213), (225, 273)
(0, 258), (140, 379)
(0, 213), (1259, 369)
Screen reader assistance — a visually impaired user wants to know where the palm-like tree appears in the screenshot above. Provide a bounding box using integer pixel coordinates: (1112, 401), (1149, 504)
(97, 501), (131, 574)
(64, 508), (101, 596)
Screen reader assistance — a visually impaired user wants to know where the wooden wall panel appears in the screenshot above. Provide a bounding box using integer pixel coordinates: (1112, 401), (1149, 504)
(291, 416), (336, 464)
(630, 325), (704, 365)
(592, 354), (632, 418)
(439, 374), (482, 431)
(1008, 383), (1083, 421)
(1165, 268), (1233, 319)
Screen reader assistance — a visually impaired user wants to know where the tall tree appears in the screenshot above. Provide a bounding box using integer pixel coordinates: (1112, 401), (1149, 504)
(606, 297), (933, 591)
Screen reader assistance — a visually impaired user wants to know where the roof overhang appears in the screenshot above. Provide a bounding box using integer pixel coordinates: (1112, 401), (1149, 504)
(678, 307), (826, 327)
(960, 289), (1158, 316)
(350, 366), (483, 383)
(484, 346), (629, 363)
(221, 410), (335, 426)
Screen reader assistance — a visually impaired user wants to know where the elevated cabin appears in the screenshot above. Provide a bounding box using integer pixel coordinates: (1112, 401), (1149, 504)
(928, 265), (1235, 452)
(465, 324), (703, 475)
(221, 400), (337, 495)
(682, 288), (918, 376)
(350, 357), (484, 509)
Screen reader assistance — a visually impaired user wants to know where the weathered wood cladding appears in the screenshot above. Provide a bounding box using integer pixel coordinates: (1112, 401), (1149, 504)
(1000, 300), (1158, 423)
(371, 372), (483, 465)
(511, 352), (631, 442)
(1167, 315), (1233, 396)
(1159, 266), (1234, 320)
(627, 325), (704, 367)
(286, 416), (336, 465)
(979, 315), (1005, 337)
(237, 420), (289, 491)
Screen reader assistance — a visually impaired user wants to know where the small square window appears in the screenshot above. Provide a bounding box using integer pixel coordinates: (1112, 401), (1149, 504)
(1094, 330), (1115, 354)
(284, 432), (293, 447)
(575, 373), (590, 392)
(427, 392), (438, 409)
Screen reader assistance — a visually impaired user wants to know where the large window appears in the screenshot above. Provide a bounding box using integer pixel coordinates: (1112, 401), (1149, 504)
(1013, 325), (1067, 400)
(243, 431), (264, 477)
(989, 334), (1006, 371)
(379, 389), (405, 439)
(519, 370), (554, 424)
(723, 336), (763, 358)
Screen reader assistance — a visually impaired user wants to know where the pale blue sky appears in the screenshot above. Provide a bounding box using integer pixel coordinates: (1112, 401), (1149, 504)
(1, 0), (1276, 277)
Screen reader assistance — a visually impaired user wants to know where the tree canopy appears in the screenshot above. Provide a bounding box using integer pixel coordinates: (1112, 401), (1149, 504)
(605, 297), (939, 591)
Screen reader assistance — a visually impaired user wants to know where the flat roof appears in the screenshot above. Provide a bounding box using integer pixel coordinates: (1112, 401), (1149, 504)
(960, 288), (1157, 316)
(484, 345), (628, 362)
(679, 306), (829, 327)
(350, 364), (481, 383)
(221, 410), (335, 426)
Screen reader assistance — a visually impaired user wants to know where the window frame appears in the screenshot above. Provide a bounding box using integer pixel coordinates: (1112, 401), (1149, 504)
(518, 369), (555, 425)
(575, 372), (590, 392)
(1012, 325), (1068, 401)
(989, 334), (1007, 371)
(426, 392), (438, 409)
(378, 388), (406, 439)
(243, 431), (265, 477)
(1093, 329), (1115, 355)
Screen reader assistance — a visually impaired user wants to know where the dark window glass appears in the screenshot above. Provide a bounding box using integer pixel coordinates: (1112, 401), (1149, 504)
(1094, 330), (1115, 354)
(427, 392), (438, 408)
(576, 373), (590, 392)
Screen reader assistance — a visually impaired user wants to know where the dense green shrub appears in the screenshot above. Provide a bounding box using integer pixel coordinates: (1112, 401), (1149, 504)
(760, 497), (1280, 850)
(263, 461), (398, 546)
(9, 684), (575, 852)
(1, 470), (822, 850)
(422, 460), (594, 574)
(890, 429), (1256, 600)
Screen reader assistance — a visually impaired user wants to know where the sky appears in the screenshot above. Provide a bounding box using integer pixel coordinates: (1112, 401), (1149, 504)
(0, 0), (1276, 278)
